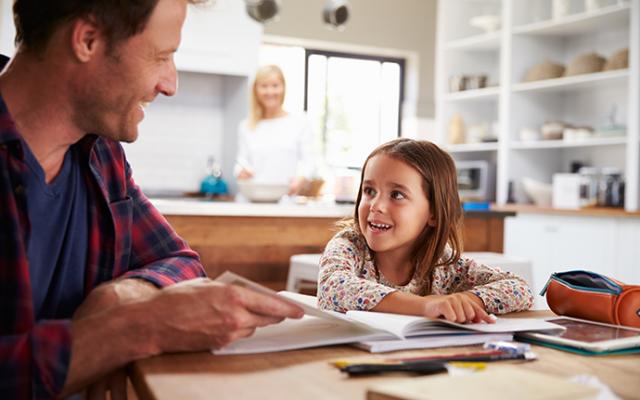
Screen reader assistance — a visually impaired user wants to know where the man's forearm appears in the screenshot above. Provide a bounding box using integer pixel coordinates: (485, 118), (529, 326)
(60, 296), (160, 397)
(73, 278), (159, 320)
(60, 279), (160, 396)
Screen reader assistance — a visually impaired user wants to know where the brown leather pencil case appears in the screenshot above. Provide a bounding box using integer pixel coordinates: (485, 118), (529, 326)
(541, 270), (640, 328)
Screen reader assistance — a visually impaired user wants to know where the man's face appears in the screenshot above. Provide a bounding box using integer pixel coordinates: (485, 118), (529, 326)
(73, 0), (187, 142)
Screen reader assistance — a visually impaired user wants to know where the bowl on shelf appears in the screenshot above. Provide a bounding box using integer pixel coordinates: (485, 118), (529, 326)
(469, 15), (501, 33)
(237, 181), (289, 203)
(522, 177), (553, 207)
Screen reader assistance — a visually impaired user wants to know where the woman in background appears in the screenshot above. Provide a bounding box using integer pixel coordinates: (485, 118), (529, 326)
(235, 65), (314, 194)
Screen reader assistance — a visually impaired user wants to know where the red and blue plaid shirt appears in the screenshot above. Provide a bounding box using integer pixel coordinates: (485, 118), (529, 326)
(0, 96), (206, 399)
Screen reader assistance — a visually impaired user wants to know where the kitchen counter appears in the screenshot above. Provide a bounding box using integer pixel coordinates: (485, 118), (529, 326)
(150, 198), (354, 218)
(492, 204), (640, 218)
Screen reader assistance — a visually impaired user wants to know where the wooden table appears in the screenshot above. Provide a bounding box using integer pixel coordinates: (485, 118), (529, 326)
(130, 312), (640, 400)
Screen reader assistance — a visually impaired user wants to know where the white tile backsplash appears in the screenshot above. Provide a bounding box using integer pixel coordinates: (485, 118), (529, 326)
(123, 72), (230, 193)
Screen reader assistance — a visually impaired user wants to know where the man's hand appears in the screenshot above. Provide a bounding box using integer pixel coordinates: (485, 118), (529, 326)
(422, 292), (494, 324)
(64, 278), (303, 397)
(146, 278), (304, 352)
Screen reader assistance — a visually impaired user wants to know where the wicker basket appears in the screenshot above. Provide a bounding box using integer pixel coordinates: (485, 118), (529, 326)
(523, 60), (565, 82)
(565, 52), (605, 76)
(604, 48), (629, 71)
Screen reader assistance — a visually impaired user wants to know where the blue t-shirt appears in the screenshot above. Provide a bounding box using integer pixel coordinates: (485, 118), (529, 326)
(23, 140), (89, 320)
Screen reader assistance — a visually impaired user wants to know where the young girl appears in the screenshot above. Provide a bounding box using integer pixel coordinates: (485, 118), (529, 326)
(318, 138), (533, 323)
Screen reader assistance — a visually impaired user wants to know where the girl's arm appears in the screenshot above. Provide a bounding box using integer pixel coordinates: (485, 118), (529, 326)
(317, 232), (396, 312)
(443, 257), (534, 314)
(373, 290), (494, 323)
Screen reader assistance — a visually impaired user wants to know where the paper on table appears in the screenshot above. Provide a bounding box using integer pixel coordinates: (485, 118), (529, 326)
(366, 368), (599, 400)
(355, 332), (514, 353)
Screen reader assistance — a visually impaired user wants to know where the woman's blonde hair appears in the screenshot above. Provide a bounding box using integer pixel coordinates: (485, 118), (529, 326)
(346, 138), (464, 293)
(248, 64), (286, 130)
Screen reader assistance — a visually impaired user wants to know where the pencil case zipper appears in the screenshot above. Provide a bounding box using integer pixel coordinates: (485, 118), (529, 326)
(540, 270), (622, 297)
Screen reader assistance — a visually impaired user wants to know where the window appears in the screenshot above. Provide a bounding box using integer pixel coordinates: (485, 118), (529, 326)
(259, 44), (405, 170)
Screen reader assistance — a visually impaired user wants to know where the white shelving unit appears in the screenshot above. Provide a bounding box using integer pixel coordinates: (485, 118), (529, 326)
(435, 0), (639, 211)
(448, 142), (500, 153)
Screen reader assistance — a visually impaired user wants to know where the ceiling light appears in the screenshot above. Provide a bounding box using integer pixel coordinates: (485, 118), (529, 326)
(323, 0), (350, 29)
(245, 0), (280, 23)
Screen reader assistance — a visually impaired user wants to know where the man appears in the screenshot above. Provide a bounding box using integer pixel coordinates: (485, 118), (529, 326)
(0, 0), (303, 398)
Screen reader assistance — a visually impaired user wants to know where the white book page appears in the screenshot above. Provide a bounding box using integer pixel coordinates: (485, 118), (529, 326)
(436, 317), (565, 333)
(346, 310), (565, 337)
(344, 311), (439, 338)
(213, 315), (389, 355)
(214, 271), (343, 322)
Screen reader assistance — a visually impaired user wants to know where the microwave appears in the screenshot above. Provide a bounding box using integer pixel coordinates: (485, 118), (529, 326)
(455, 160), (495, 201)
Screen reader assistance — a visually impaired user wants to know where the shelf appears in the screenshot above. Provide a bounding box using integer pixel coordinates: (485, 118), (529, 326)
(443, 31), (501, 51)
(513, 3), (630, 36)
(511, 69), (629, 94)
(443, 86), (500, 102)
(510, 136), (627, 150)
(445, 142), (499, 153)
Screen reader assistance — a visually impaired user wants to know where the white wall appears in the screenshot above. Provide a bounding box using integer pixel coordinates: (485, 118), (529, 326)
(0, 0), (15, 56)
(124, 71), (249, 193)
(124, 72), (226, 192)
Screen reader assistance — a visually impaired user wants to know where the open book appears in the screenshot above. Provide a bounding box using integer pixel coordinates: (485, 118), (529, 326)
(213, 271), (563, 354)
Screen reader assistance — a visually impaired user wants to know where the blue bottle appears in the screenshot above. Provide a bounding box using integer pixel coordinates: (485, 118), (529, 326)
(200, 156), (228, 198)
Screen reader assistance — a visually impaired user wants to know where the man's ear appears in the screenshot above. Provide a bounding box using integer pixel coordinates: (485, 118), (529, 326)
(70, 17), (104, 62)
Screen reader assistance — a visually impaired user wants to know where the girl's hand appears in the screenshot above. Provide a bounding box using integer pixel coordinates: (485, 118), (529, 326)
(422, 292), (494, 324)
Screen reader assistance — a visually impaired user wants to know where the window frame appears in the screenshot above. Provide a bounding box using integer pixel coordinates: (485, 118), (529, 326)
(302, 48), (406, 140)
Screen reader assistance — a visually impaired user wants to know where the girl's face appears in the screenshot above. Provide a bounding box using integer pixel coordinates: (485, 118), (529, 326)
(358, 154), (433, 260)
(255, 72), (284, 113)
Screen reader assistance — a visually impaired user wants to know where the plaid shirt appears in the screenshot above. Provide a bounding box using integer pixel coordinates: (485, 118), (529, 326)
(0, 97), (206, 399)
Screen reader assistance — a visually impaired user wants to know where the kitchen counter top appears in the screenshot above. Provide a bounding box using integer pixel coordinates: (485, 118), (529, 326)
(150, 198), (355, 218)
(492, 204), (640, 218)
(150, 198), (519, 219)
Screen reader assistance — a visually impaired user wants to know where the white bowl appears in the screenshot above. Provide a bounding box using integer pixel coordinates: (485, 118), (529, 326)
(469, 15), (501, 33)
(237, 181), (289, 203)
(522, 177), (552, 207)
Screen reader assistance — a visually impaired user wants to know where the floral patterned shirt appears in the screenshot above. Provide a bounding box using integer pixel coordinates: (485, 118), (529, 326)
(318, 227), (534, 314)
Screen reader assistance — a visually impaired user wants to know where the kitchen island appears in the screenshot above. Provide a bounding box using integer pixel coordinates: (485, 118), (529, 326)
(151, 199), (515, 289)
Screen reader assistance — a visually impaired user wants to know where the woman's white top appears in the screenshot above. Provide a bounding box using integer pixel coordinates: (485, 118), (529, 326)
(236, 113), (315, 184)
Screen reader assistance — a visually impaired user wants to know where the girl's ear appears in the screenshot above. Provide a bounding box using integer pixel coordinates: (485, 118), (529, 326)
(427, 214), (436, 227)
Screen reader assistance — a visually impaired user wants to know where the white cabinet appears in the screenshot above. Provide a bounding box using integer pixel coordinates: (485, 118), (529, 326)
(504, 213), (638, 308)
(176, 0), (263, 76)
(614, 218), (640, 283)
(435, 0), (640, 211)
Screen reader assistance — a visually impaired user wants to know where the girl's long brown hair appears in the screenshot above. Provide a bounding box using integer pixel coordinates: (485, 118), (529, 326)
(248, 64), (286, 130)
(349, 138), (464, 293)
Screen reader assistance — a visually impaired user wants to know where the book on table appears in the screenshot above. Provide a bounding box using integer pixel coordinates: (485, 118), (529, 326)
(213, 271), (563, 354)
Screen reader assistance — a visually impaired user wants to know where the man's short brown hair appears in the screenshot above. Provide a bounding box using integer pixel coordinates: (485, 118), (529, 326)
(13, 0), (205, 54)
